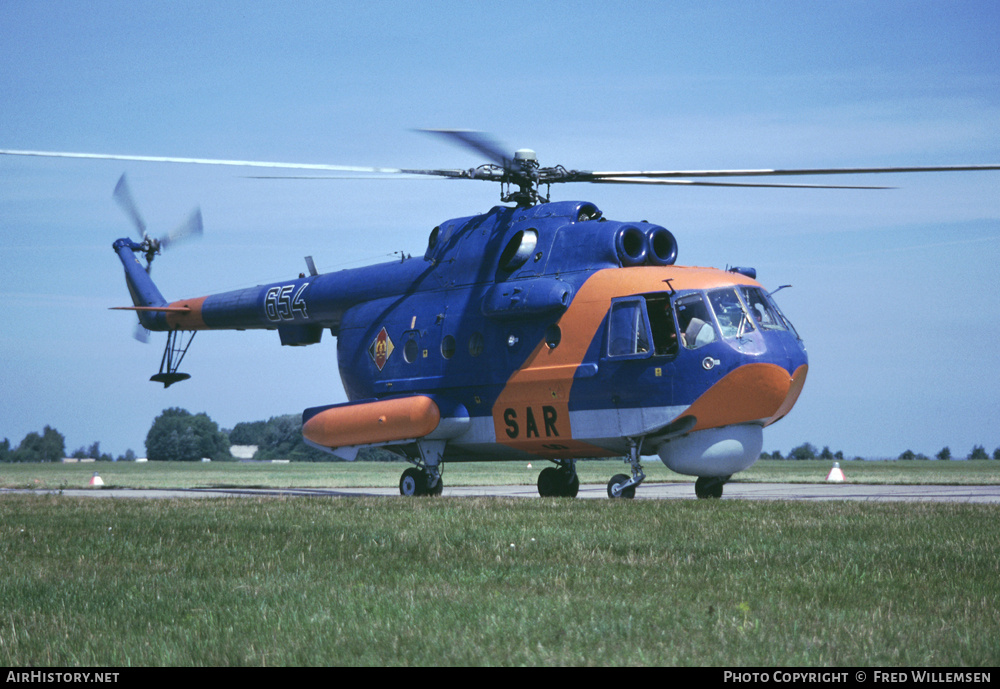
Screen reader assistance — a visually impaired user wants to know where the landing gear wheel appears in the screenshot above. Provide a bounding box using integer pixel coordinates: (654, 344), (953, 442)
(400, 467), (425, 496)
(537, 466), (580, 498)
(695, 476), (726, 499)
(607, 473), (635, 499)
(400, 467), (442, 496)
(537, 467), (559, 497)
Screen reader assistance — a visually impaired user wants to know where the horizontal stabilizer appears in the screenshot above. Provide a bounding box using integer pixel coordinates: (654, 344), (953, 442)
(110, 305), (191, 313)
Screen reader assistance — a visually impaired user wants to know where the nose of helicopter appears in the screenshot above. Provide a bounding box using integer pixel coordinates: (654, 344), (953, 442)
(683, 362), (808, 432)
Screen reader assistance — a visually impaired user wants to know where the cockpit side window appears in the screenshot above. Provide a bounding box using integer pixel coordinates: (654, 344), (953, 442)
(708, 287), (755, 339)
(739, 286), (786, 331)
(607, 298), (652, 357)
(674, 293), (717, 349)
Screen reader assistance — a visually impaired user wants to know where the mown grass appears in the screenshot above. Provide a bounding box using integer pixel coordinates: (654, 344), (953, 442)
(0, 494), (997, 666)
(2, 459), (999, 491)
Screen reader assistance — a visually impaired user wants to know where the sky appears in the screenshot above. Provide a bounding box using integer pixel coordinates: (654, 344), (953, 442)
(1, 0), (998, 461)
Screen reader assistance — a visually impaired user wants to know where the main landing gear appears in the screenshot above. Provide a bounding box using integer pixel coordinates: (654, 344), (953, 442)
(537, 460), (579, 498)
(399, 466), (443, 496)
(399, 439), (444, 497)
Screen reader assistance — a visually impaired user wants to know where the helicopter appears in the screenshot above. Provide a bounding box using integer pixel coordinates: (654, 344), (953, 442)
(3, 131), (998, 499)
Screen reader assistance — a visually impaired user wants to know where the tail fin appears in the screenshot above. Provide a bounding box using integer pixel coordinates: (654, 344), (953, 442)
(112, 238), (169, 331)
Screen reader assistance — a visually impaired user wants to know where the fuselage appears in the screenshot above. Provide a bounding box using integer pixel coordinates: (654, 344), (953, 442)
(115, 200), (808, 478)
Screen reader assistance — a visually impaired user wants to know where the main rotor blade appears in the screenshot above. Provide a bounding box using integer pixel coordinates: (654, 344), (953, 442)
(1, 148), (473, 180)
(589, 177), (893, 189)
(0, 148), (414, 175)
(583, 164), (1000, 180)
(112, 173), (147, 239)
(416, 129), (512, 168)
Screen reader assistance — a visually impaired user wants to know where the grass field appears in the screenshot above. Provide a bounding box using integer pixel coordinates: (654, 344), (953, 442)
(2, 458), (1000, 491)
(2, 459), (998, 666)
(1, 494), (997, 666)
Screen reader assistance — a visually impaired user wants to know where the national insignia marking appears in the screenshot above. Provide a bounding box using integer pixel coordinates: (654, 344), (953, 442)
(369, 327), (394, 371)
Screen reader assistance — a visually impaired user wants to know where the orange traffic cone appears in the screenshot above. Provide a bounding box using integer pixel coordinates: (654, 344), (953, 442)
(826, 462), (845, 482)
(89, 472), (104, 487)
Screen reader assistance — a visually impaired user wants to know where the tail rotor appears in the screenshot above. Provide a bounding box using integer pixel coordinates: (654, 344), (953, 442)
(112, 173), (203, 341)
(112, 173), (203, 274)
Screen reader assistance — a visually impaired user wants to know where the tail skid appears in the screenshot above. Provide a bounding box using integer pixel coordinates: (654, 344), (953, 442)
(150, 330), (195, 387)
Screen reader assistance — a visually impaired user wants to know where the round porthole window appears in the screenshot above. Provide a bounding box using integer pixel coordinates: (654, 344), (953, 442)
(441, 335), (456, 359)
(404, 338), (419, 363)
(468, 332), (484, 357)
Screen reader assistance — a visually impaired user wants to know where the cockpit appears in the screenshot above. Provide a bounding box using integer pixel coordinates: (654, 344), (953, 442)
(606, 285), (799, 359)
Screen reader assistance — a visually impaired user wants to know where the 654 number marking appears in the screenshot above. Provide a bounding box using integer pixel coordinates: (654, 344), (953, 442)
(265, 284), (309, 322)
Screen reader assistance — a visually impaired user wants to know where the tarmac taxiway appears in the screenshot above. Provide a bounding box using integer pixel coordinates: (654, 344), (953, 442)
(6, 482), (1000, 503)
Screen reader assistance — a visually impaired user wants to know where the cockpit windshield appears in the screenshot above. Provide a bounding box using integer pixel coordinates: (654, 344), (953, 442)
(739, 286), (785, 331)
(674, 293), (717, 349)
(708, 287), (755, 339)
(739, 286), (800, 338)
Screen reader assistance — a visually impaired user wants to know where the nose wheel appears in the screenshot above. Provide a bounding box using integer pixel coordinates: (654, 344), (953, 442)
(607, 438), (645, 499)
(607, 473), (636, 499)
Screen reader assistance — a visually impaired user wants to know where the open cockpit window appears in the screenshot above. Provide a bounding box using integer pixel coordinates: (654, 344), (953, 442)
(674, 293), (717, 349)
(645, 294), (679, 357)
(607, 298), (652, 357)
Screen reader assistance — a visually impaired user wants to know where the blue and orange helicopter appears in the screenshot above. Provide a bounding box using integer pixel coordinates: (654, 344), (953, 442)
(4, 132), (999, 498)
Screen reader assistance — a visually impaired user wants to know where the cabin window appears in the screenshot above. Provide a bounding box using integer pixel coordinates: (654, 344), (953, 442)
(607, 298), (652, 357)
(708, 287), (755, 339)
(468, 332), (484, 357)
(441, 334), (456, 359)
(403, 330), (420, 363)
(674, 293), (717, 349)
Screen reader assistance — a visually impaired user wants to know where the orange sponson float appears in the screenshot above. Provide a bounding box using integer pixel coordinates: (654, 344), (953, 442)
(302, 395), (443, 448)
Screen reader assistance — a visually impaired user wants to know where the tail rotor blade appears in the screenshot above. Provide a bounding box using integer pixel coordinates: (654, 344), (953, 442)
(112, 173), (148, 239)
(160, 207), (203, 249)
(133, 321), (150, 343)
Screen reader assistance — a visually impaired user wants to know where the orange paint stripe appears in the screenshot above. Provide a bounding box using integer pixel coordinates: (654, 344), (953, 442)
(165, 296), (208, 330)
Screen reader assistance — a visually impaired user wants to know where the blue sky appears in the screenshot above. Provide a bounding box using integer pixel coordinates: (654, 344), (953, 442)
(2, 0), (998, 460)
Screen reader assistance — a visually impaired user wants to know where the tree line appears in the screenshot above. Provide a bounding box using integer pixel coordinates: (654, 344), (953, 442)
(1, 408), (397, 462)
(763, 442), (1000, 461)
(3, 412), (1000, 462)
